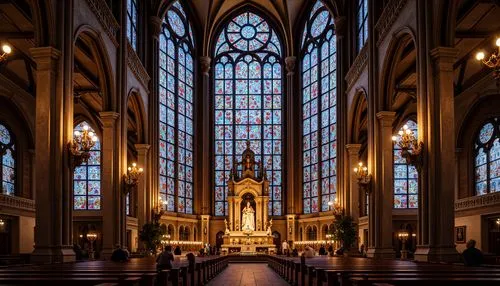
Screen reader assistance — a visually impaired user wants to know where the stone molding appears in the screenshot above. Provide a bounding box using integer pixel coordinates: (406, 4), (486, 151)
(455, 192), (500, 211)
(127, 42), (151, 90)
(85, 0), (120, 46)
(0, 194), (35, 211)
(345, 45), (368, 91)
(285, 56), (296, 75)
(375, 0), (408, 46)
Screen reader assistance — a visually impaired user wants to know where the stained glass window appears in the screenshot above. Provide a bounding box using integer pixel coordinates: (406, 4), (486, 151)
(126, 193), (130, 216)
(127, 0), (138, 51)
(475, 118), (500, 195)
(301, 1), (337, 214)
(214, 11), (283, 216)
(0, 123), (15, 196)
(159, 0), (194, 214)
(393, 120), (418, 209)
(73, 122), (101, 210)
(356, 0), (368, 52)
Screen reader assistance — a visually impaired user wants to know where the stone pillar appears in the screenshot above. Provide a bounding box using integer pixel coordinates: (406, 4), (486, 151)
(30, 47), (74, 263)
(345, 144), (361, 221)
(135, 144), (150, 237)
(414, 47), (459, 262)
(285, 56), (296, 214)
(200, 56), (211, 214)
(201, 215), (210, 244)
(100, 111), (120, 258)
(286, 215), (296, 241)
(366, 111), (395, 259)
(228, 196), (234, 231)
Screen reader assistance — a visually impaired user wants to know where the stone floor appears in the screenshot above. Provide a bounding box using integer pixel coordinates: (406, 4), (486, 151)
(207, 263), (289, 286)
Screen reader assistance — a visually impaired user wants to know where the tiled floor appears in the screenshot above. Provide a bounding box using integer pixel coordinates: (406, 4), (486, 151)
(207, 263), (289, 286)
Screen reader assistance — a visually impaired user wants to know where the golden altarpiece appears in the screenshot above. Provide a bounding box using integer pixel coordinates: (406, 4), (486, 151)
(221, 142), (276, 254)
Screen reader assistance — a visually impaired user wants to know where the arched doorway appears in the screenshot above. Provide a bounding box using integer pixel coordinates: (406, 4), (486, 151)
(215, 231), (224, 253)
(272, 231), (281, 253)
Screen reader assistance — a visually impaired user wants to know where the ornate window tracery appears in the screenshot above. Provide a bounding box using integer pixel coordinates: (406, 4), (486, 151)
(73, 122), (101, 210)
(0, 123), (15, 196)
(475, 118), (500, 195)
(159, 0), (195, 214)
(213, 11), (284, 216)
(393, 119), (418, 208)
(301, 1), (337, 213)
(356, 0), (368, 51)
(127, 0), (138, 50)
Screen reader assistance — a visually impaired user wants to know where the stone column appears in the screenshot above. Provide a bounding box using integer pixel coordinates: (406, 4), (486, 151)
(30, 47), (75, 263)
(366, 111), (395, 259)
(345, 144), (361, 221)
(285, 56), (296, 214)
(414, 47), (459, 262)
(286, 215), (296, 241)
(135, 144), (150, 237)
(201, 215), (210, 244)
(200, 56), (211, 214)
(100, 111), (120, 258)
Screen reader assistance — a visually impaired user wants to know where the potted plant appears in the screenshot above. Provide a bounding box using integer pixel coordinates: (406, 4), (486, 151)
(139, 222), (165, 255)
(333, 214), (357, 256)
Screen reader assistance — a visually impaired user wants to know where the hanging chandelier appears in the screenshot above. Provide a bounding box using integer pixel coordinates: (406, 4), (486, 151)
(476, 38), (500, 87)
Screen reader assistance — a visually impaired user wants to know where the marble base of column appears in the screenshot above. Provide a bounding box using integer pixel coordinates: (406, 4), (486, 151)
(366, 247), (395, 259)
(31, 245), (75, 263)
(414, 245), (459, 262)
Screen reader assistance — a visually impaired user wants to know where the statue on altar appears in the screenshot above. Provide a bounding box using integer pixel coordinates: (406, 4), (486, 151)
(241, 201), (255, 231)
(266, 219), (273, 236)
(224, 219), (231, 235)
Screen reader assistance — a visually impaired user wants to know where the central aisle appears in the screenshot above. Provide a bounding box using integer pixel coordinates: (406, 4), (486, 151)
(207, 263), (289, 286)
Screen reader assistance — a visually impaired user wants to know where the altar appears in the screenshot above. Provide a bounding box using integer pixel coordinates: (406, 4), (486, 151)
(220, 142), (277, 255)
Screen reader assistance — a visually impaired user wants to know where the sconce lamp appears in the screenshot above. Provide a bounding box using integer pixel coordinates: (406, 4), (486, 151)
(392, 124), (424, 171)
(68, 124), (98, 169)
(152, 196), (167, 222)
(123, 162), (143, 192)
(353, 161), (372, 193)
(0, 44), (12, 63)
(476, 37), (500, 88)
(86, 232), (98, 260)
(328, 198), (343, 216)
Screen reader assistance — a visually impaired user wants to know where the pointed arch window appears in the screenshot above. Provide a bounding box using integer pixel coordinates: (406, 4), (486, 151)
(213, 11), (284, 216)
(475, 118), (500, 195)
(393, 119), (418, 208)
(0, 123), (15, 196)
(356, 0), (368, 52)
(301, 1), (337, 214)
(159, 1), (195, 214)
(73, 122), (101, 210)
(127, 0), (138, 51)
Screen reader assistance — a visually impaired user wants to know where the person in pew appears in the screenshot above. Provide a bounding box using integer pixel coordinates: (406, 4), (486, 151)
(111, 244), (129, 262)
(73, 243), (83, 261)
(462, 239), (483, 267)
(302, 246), (315, 258)
(327, 244), (334, 256)
(157, 245), (175, 271)
(359, 244), (367, 257)
(319, 245), (326, 255)
(291, 248), (299, 257)
(174, 245), (182, 255)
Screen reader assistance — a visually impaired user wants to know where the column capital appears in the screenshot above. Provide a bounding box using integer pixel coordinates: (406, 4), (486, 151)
(376, 111), (396, 126)
(285, 56), (297, 75)
(345, 143), (362, 154)
(150, 16), (163, 39)
(334, 16), (347, 38)
(99, 111), (120, 127)
(134, 144), (151, 155)
(200, 56), (211, 75)
(29, 47), (61, 70)
(430, 47), (459, 71)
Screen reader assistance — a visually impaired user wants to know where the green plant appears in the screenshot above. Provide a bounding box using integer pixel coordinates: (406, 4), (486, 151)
(138, 222), (165, 254)
(333, 215), (357, 250)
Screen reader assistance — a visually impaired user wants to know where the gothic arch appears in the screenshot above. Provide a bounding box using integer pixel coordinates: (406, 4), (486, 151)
(348, 89), (368, 150)
(73, 25), (116, 111)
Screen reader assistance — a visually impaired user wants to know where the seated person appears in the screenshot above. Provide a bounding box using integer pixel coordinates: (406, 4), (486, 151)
(319, 245), (326, 255)
(110, 244), (129, 262)
(174, 245), (182, 255)
(291, 248), (299, 257)
(462, 239), (483, 267)
(157, 245), (174, 271)
(302, 246), (315, 258)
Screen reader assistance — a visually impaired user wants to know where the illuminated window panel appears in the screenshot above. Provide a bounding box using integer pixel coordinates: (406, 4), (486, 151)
(214, 11), (283, 216)
(73, 122), (101, 210)
(0, 123), (15, 196)
(475, 118), (500, 195)
(393, 119), (418, 209)
(356, 0), (368, 52)
(127, 0), (138, 51)
(301, 1), (337, 214)
(159, 0), (194, 214)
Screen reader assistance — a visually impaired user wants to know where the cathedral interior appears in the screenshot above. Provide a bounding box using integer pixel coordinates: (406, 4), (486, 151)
(1, 0), (500, 280)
